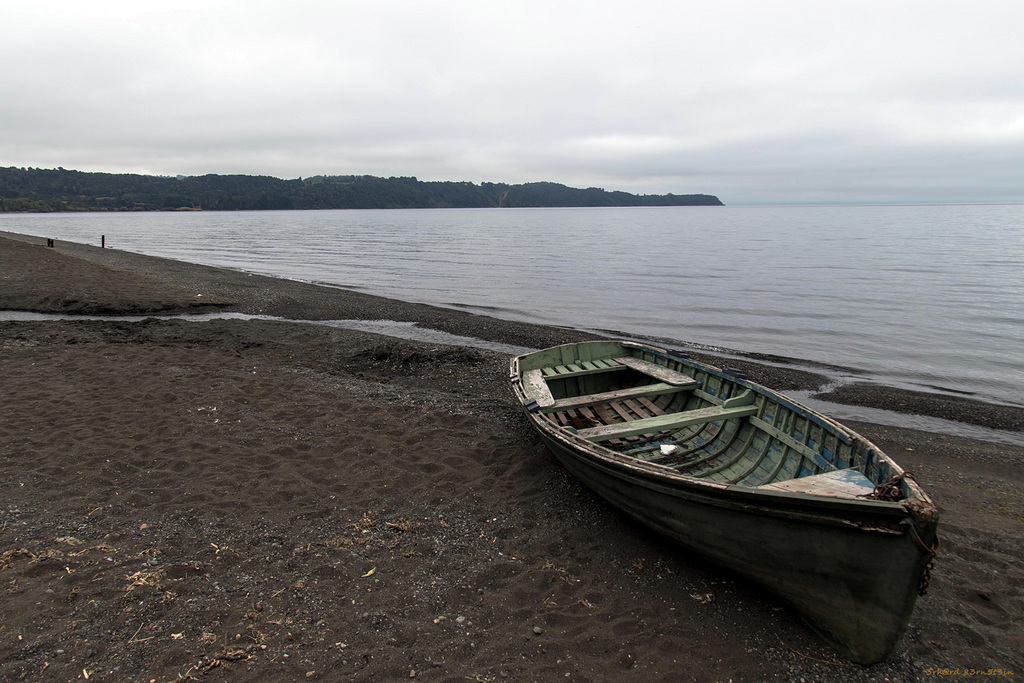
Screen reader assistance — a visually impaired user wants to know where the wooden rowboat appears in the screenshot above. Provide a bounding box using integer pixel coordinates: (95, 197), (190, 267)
(510, 340), (939, 665)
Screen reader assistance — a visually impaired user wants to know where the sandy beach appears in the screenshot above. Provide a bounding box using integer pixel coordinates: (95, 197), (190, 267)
(1, 232), (1021, 682)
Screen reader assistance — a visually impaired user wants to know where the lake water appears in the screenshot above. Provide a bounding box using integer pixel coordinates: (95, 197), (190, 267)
(4, 205), (1023, 407)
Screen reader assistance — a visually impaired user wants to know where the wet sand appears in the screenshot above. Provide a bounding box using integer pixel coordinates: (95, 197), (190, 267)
(1, 232), (1021, 681)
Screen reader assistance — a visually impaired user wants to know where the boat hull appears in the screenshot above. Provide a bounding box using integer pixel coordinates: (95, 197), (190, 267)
(511, 341), (938, 665)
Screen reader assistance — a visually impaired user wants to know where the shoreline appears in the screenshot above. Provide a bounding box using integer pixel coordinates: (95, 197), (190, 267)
(3, 229), (1023, 438)
(2, 230), (1023, 681)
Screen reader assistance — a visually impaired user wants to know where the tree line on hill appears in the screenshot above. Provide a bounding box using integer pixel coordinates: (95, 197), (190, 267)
(0, 167), (723, 212)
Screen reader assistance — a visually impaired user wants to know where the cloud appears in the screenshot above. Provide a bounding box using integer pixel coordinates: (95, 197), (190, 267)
(2, 0), (1022, 203)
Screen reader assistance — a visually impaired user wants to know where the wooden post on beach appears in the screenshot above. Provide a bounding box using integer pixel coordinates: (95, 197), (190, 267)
(101, 235), (105, 248)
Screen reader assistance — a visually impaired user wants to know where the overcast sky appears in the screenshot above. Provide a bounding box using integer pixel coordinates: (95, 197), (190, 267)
(2, 1), (1022, 204)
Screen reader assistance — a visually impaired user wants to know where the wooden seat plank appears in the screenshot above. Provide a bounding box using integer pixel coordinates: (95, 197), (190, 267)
(541, 382), (683, 413)
(613, 356), (697, 387)
(522, 369), (555, 407)
(576, 403), (759, 442)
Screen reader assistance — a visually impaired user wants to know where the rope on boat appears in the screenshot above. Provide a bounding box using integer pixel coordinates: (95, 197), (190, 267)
(861, 472), (915, 501)
(907, 520), (940, 596)
(861, 472), (939, 595)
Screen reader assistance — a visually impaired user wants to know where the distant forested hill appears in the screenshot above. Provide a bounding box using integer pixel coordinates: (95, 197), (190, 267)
(0, 167), (723, 212)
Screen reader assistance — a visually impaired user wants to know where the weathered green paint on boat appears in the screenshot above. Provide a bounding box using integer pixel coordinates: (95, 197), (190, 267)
(510, 340), (939, 665)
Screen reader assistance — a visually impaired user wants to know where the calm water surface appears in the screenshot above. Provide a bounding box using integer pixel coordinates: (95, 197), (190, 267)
(4, 205), (1022, 406)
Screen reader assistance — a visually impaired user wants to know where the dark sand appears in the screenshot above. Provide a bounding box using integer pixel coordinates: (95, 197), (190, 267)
(1, 233), (1021, 682)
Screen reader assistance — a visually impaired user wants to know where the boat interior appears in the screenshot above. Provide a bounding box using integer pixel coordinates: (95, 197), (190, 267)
(520, 351), (895, 498)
